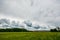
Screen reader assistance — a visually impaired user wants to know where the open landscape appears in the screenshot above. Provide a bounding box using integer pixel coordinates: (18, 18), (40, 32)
(0, 32), (60, 40)
(0, 0), (60, 40)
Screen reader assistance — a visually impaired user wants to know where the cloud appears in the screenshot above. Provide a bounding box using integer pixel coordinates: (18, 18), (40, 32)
(0, 0), (60, 27)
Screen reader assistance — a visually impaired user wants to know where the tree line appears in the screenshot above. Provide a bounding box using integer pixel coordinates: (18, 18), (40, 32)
(50, 27), (60, 32)
(0, 27), (60, 32)
(0, 28), (29, 32)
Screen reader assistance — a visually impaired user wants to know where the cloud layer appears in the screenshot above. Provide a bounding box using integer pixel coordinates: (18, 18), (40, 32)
(0, 0), (60, 27)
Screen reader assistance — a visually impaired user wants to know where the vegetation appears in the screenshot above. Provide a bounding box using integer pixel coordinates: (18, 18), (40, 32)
(0, 28), (29, 32)
(0, 27), (60, 32)
(50, 27), (60, 32)
(0, 27), (60, 40)
(0, 32), (60, 40)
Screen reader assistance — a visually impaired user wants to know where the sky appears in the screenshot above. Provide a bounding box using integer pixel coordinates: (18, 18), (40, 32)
(0, 0), (60, 27)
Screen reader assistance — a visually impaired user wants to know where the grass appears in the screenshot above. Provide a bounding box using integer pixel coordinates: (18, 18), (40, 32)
(0, 32), (60, 40)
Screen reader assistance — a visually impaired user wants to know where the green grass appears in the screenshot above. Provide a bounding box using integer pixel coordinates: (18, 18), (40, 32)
(0, 32), (60, 40)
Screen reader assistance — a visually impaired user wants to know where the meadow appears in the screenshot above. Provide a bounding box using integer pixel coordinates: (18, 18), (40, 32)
(0, 32), (60, 40)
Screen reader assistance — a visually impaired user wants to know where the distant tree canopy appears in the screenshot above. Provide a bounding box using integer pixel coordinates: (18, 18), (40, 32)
(50, 27), (60, 32)
(0, 28), (29, 32)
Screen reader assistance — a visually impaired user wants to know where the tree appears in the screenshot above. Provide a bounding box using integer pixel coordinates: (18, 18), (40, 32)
(50, 27), (60, 32)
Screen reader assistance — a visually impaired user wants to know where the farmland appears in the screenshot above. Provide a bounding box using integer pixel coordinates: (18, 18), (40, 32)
(0, 32), (60, 40)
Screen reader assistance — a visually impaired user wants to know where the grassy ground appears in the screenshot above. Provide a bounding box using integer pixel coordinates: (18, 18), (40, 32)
(0, 32), (60, 40)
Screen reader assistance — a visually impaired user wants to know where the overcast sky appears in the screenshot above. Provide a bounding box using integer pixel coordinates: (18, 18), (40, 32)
(0, 0), (60, 26)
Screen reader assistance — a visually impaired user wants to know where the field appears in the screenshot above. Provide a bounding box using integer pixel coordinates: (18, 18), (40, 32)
(0, 32), (60, 40)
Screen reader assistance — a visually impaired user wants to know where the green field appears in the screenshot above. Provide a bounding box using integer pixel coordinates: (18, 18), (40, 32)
(0, 32), (60, 40)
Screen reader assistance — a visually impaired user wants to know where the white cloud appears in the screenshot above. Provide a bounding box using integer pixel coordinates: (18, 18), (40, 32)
(0, 0), (60, 27)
